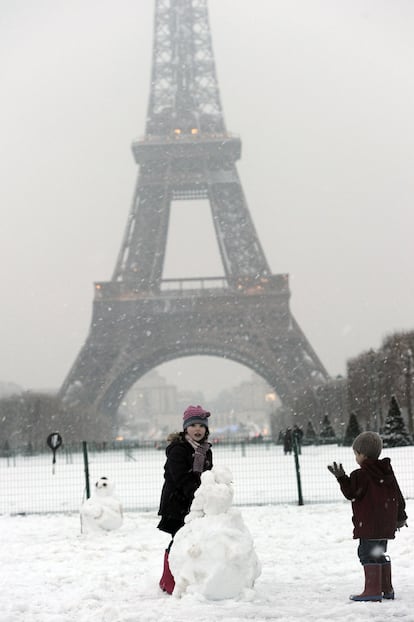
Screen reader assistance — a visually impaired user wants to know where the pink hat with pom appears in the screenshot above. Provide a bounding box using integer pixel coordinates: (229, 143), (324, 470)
(183, 405), (211, 430)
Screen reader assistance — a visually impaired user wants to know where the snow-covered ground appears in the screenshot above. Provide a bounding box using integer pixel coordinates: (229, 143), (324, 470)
(1, 501), (412, 621)
(1, 463), (413, 621)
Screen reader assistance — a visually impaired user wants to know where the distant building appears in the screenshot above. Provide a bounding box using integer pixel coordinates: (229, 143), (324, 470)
(210, 374), (280, 439)
(117, 370), (279, 441)
(0, 381), (23, 398)
(117, 370), (179, 440)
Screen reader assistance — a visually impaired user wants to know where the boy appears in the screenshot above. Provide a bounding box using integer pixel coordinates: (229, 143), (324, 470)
(328, 431), (407, 602)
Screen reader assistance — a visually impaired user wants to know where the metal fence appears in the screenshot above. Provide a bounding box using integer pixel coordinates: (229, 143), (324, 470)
(1, 441), (413, 515)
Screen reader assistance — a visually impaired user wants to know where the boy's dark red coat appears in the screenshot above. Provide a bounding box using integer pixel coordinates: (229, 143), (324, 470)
(337, 457), (407, 539)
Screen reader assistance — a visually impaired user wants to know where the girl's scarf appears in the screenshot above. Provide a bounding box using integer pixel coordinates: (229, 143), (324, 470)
(185, 435), (210, 473)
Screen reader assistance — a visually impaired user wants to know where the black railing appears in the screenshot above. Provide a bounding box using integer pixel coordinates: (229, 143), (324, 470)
(1, 442), (413, 516)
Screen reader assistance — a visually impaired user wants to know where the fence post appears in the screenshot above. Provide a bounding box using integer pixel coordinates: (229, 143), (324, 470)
(82, 441), (91, 499)
(293, 437), (304, 506)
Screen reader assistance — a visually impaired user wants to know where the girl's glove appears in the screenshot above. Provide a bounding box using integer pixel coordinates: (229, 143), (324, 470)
(327, 462), (346, 479)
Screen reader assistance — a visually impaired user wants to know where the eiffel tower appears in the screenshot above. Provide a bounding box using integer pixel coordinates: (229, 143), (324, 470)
(60, 0), (329, 438)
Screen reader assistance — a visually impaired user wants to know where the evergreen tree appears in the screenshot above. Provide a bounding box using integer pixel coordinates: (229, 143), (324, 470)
(305, 420), (317, 445)
(319, 415), (337, 444)
(343, 412), (362, 446)
(382, 395), (413, 447)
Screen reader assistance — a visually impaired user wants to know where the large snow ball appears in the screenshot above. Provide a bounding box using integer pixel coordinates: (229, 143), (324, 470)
(169, 466), (261, 600)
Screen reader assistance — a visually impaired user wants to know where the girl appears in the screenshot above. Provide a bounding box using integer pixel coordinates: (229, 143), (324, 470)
(157, 405), (213, 594)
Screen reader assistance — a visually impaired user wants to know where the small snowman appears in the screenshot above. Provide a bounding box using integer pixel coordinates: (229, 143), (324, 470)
(80, 476), (123, 533)
(169, 466), (261, 599)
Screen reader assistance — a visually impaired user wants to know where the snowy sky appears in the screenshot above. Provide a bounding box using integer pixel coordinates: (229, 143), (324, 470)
(1, 0), (414, 398)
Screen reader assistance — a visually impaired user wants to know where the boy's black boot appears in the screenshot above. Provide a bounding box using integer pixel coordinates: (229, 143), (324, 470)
(382, 559), (394, 600)
(350, 563), (382, 602)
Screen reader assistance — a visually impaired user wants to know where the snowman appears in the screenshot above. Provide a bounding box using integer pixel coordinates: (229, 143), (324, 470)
(80, 476), (123, 533)
(169, 466), (261, 599)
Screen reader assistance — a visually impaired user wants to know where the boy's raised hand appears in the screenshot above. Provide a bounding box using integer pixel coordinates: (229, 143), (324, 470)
(327, 462), (346, 479)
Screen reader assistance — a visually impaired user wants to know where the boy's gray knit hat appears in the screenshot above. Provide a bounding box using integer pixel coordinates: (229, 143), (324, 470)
(352, 431), (383, 459)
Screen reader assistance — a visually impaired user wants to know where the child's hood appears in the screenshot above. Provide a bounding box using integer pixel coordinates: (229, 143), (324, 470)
(361, 456), (395, 486)
(165, 431), (186, 454)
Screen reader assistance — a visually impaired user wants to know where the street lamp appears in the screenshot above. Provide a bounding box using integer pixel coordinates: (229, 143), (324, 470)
(405, 348), (413, 435)
(368, 349), (380, 433)
(265, 392), (277, 405)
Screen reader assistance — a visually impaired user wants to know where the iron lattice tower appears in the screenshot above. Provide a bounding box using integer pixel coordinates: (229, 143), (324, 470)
(60, 0), (329, 437)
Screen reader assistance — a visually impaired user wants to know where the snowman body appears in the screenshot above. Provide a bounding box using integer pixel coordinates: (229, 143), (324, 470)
(80, 477), (123, 533)
(169, 466), (261, 599)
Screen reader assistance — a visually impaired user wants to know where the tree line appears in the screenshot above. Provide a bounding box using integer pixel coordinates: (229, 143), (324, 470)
(273, 329), (414, 447)
(1, 329), (413, 450)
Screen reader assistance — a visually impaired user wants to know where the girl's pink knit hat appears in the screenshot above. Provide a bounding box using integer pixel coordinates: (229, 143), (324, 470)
(183, 405), (210, 429)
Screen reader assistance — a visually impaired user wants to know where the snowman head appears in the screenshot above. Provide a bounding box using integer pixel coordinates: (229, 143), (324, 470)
(95, 476), (115, 496)
(212, 465), (233, 486)
(196, 467), (234, 515)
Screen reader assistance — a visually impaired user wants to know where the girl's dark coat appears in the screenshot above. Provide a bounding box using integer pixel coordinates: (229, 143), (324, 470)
(157, 432), (213, 536)
(337, 457), (407, 539)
